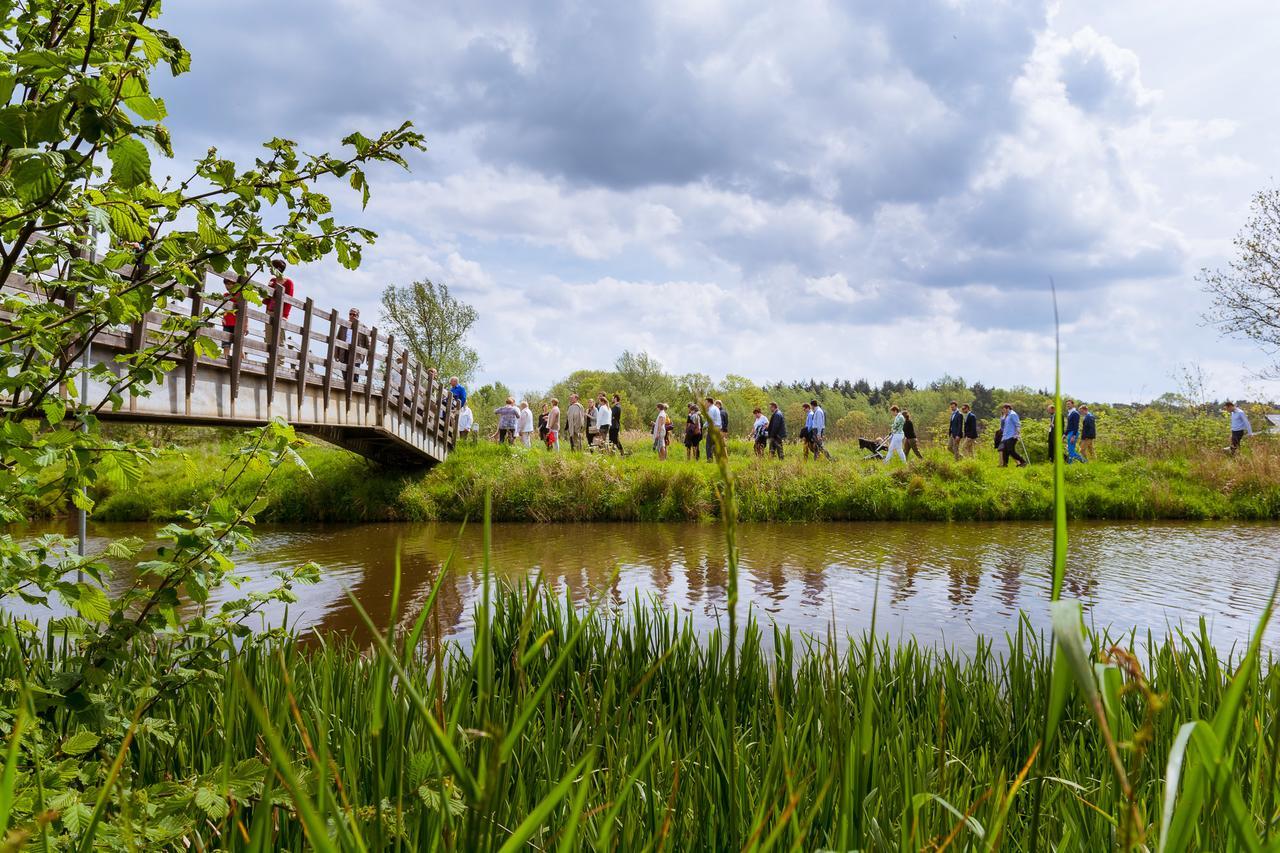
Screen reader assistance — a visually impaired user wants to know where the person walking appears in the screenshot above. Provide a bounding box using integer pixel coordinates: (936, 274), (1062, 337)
(457, 403), (475, 441)
(547, 398), (562, 450)
(595, 395), (613, 451)
(716, 399), (730, 442)
(752, 407), (769, 457)
(810, 399), (833, 460)
(517, 400), (535, 448)
(999, 404), (1027, 467)
(566, 394), (585, 451)
(767, 401), (787, 459)
(1225, 401), (1253, 454)
(948, 401), (964, 459)
(883, 405), (907, 464)
(1079, 404), (1096, 461)
(704, 396), (722, 461)
(1046, 404), (1058, 463)
(902, 409), (923, 459)
(1064, 399), (1086, 463)
(609, 393), (625, 453)
(685, 403), (703, 460)
(801, 402), (814, 460)
(538, 403), (550, 444)
(494, 398), (519, 444)
(961, 403), (979, 457)
(653, 403), (670, 460)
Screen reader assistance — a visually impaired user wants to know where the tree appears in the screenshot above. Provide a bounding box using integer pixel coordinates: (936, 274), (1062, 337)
(0, 3), (424, 837)
(380, 278), (479, 383)
(1200, 186), (1280, 376)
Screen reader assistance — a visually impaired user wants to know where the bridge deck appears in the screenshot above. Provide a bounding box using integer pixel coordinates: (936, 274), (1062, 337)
(3, 263), (456, 466)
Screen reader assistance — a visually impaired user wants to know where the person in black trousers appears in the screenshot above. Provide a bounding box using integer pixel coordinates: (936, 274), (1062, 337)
(902, 409), (924, 459)
(766, 401), (786, 459)
(962, 403), (979, 456)
(608, 393), (625, 453)
(947, 401), (963, 459)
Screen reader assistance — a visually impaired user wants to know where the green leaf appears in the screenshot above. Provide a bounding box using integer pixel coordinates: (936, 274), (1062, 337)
(0, 106), (26, 147)
(11, 150), (65, 202)
(108, 138), (152, 189)
(194, 786), (230, 819)
(72, 582), (111, 622)
(61, 730), (101, 756)
(41, 396), (66, 425)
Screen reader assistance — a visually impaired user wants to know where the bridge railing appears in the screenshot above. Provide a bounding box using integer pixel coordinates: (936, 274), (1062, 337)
(2, 255), (457, 456)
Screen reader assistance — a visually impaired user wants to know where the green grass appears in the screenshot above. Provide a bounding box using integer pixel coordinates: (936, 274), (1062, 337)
(90, 436), (1280, 523)
(3, 584), (1277, 850)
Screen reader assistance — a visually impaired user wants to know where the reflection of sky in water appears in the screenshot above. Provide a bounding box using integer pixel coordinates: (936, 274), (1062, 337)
(8, 520), (1280, 656)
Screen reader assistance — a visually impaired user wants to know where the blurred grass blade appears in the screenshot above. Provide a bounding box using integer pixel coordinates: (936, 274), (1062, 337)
(497, 756), (588, 853)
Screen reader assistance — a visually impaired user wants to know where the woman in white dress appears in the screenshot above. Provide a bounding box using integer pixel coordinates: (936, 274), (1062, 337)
(883, 405), (907, 464)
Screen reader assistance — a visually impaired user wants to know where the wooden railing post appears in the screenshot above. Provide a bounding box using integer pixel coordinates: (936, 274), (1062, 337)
(229, 279), (247, 405)
(184, 271), (204, 415)
(396, 349), (409, 417)
(410, 363), (423, 431)
(264, 282), (284, 410)
(343, 317), (360, 412)
(296, 297), (313, 406)
(321, 310), (338, 412)
(364, 326), (378, 414)
(379, 334), (395, 423)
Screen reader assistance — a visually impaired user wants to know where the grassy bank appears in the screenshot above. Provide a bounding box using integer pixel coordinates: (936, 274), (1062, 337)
(5, 585), (1279, 850)
(92, 436), (1280, 523)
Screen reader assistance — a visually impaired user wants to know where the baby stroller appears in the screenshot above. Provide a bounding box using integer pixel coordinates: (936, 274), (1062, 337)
(859, 437), (887, 461)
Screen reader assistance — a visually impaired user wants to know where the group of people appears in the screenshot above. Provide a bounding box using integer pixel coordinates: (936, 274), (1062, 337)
(460, 393), (626, 452)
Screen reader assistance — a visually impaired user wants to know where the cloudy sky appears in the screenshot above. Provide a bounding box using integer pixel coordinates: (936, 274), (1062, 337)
(153, 0), (1280, 402)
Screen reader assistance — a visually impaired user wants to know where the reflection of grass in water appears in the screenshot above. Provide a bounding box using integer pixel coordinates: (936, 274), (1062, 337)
(91, 436), (1280, 523)
(9, 415), (1280, 849)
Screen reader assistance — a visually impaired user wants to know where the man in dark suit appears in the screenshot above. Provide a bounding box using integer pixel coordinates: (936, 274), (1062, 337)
(948, 401), (963, 459)
(962, 404), (979, 457)
(767, 401), (787, 459)
(609, 393), (625, 453)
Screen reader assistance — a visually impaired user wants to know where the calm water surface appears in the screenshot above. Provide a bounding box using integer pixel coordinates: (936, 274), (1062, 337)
(12, 520), (1280, 654)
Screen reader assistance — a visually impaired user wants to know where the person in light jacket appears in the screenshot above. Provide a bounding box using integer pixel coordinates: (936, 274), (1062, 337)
(883, 405), (907, 464)
(1225, 401), (1253, 454)
(517, 400), (535, 448)
(547, 398), (561, 450)
(566, 394), (585, 451)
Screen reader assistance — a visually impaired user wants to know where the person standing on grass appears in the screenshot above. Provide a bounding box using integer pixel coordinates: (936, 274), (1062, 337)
(610, 393), (625, 453)
(494, 398), (519, 444)
(962, 404), (979, 457)
(767, 401), (787, 459)
(547, 398), (561, 450)
(1080, 404), (1096, 460)
(716, 399), (729, 439)
(1226, 401), (1253, 454)
(704, 396), (722, 462)
(999, 404), (1027, 467)
(566, 394), (585, 451)
(1064, 399), (1086, 463)
(585, 399), (598, 446)
(595, 394), (613, 451)
(801, 402), (814, 460)
(811, 399), (833, 460)
(538, 403), (550, 444)
(457, 403), (474, 441)
(1046, 404), (1058, 463)
(883, 405), (907, 464)
(902, 409), (923, 459)
(752, 407), (769, 457)
(685, 403), (703, 460)
(517, 400), (535, 448)
(948, 401), (963, 459)
(653, 403), (670, 459)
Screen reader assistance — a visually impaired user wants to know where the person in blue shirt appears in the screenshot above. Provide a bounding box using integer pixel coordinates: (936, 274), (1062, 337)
(1079, 404), (1096, 460)
(1063, 398), (1086, 463)
(801, 403), (814, 459)
(449, 376), (466, 407)
(810, 399), (833, 460)
(1225, 401), (1253, 454)
(947, 401), (963, 459)
(999, 403), (1027, 467)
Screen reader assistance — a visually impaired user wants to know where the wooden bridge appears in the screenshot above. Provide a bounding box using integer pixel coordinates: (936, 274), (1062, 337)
(3, 263), (458, 467)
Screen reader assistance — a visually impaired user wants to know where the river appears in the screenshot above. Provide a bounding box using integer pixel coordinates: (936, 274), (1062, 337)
(11, 519), (1280, 655)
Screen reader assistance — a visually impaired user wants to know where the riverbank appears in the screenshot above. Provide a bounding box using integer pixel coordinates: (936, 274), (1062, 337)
(92, 436), (1280, 522)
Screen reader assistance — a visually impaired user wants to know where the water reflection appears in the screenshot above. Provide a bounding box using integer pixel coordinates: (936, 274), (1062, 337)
(8, 520), (1280, 655)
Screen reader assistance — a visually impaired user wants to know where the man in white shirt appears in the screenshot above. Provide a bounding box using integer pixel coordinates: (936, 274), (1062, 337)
(810, 399), (833, 460)
(1225, 401), (1253, 454)
(703, 396), (721, 462)
(517, 400), (535, 448)
(457, 404), (474, 441)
